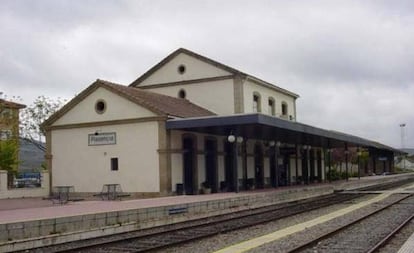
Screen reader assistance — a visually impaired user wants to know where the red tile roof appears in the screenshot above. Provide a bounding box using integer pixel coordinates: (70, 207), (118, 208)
(0, 99), (26, 109)
(99, 79), (215, 118)
(43, 79), (215, 128)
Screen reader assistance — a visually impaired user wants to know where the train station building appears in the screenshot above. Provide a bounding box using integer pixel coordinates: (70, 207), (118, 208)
(42, 48), (400, 197)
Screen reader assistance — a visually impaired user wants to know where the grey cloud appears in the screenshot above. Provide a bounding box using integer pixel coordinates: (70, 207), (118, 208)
(1, 0), (413, 148)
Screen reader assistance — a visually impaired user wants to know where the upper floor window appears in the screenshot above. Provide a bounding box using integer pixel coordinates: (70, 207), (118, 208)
(268, 97), (275, 116)
(178, 89), (186, 99)
(281, 102), (288, 116)
(0, 130), (12, 140)
(177, 64), (186, 75)
(253, 92), (261, 112)
(95, 100), (107, 114)
(0, 108), (12, 119)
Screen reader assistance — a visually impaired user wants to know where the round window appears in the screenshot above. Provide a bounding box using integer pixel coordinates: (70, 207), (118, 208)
(178, 64), (186, 74)
(178, 89), (186, 99)
(95, 100), (106, 114)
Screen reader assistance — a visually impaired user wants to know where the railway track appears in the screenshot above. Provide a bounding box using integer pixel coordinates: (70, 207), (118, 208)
(31, 193), (360, 253)
(287, 193), (414, 253)
(24, 179), (414, 253)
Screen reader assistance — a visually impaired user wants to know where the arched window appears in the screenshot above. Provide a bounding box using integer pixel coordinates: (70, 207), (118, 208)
(281, 101), (288, 116)
(253, 92), (261, 112)
(178, 89), (186, 99)
(268, 97), (275, 116)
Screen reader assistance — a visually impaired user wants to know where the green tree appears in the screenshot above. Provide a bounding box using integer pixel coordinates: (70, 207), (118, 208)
(20, 96), (65, 151)
(0, 93), (22, 187)
(0, 139), (19, 187)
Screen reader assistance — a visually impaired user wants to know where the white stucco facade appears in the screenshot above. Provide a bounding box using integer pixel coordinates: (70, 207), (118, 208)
(243, 79), (296, 119)
(45, 48), (336, 197)
(139, 52), (232, 86)
(141, 79), (235, 115)
(51, 122), (159, 192)
(54, 87), (157, 126)
(49, 86), (162, 193)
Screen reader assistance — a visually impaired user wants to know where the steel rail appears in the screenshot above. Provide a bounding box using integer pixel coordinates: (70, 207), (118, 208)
(286, 194), (414, 253)
(366, 211), (414, 253)
(23, 179), (414, 253)
(62, 194), (360, 253)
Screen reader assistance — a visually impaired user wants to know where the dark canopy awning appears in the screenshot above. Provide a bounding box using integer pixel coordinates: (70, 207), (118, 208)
(166, 113), (401, 153)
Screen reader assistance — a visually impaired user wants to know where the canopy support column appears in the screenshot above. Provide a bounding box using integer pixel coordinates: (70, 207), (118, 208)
(345, 143), (349, 181)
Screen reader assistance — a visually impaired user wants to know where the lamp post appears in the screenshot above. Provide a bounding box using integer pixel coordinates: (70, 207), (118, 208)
(227, 134), (243, 193)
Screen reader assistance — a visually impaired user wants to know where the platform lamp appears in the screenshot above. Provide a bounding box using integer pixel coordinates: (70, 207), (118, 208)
(227, 133), (243, 193)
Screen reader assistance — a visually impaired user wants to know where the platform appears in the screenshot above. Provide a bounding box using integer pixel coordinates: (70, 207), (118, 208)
(0, 173), (413, 252)
(398, 231), (414, 253)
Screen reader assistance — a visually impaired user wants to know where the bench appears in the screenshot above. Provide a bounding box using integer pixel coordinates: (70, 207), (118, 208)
(93, 184), (131, 200)
(44, 186), (84, 204)
(168, 207), (188, 215)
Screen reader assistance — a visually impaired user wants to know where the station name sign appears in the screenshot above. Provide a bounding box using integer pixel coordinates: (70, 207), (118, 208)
(88, 132), (116, 146)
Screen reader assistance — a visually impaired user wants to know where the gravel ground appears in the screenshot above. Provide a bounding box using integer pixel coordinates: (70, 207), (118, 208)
(149, 194), (376, 253)
(249, 194), (413, 253)
(378, 212), (414, 253)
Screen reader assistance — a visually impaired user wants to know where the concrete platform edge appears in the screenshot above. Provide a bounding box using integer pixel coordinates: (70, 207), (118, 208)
(0, 185), (332, 252)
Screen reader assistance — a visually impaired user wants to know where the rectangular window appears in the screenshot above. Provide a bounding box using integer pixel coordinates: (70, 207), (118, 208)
(111, 158), (119, 171)
(0, 130), (12, 140)
(0, 108), (12, 118)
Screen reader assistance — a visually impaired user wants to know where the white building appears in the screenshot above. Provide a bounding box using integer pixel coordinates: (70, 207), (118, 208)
(43, 48), (398, 197)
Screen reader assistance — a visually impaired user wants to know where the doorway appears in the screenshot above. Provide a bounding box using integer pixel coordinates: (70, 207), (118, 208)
(224, 141), (235, 192)
(205, 138), (218, 193)
(183, 136), (196, 195)
(254, 143), (264, 189)
(269, 147), (276, 187)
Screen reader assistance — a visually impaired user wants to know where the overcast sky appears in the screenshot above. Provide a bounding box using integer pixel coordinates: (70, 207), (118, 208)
(0, 0), (413, 148)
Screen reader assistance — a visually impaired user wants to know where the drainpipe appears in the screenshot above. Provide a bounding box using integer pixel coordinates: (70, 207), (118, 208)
(345, 143), (349, 181)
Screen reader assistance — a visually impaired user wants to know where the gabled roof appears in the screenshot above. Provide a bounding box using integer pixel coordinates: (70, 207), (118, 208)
(0, 99), (26, 109)
(99, 79), (215, 118)
(129, 48), (299, 98)
(42, 79), (215, 127)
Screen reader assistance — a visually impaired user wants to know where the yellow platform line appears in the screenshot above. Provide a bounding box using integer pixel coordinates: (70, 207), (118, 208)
(214, 185), (414, 253)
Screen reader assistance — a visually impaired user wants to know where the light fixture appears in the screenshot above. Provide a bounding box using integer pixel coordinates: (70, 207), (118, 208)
(228, 134), (236, 143)
(276, 141), (281, 147)
(269, 140), (275, 147)
(237, 136), (244, 143)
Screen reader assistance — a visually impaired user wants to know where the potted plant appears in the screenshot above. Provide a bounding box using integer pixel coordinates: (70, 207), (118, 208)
(201, 181), (211, 194)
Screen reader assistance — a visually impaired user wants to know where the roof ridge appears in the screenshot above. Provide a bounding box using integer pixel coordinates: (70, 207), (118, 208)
(129, 48), (299, 98)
